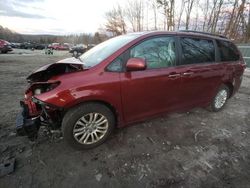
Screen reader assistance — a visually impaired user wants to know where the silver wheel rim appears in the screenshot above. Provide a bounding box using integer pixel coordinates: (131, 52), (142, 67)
(73, 113), (109, 145)
(214, 89), (228, 109)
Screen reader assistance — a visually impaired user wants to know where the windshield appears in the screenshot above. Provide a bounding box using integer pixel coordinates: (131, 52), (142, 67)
(79, 34), (139, 67)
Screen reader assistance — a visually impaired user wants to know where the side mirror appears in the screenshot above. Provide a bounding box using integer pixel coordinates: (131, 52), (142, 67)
(126, 58), (147, 71)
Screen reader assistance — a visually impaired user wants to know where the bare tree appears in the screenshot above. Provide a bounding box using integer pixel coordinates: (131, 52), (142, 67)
(184, 0), (195, 30)
(101, 0), (250, 42)
(105, 5), (126, 36)
(246, 2), (250, 40)
(224, 0), (239, 35)
(169, 0), (175, 31)
(200, 0), (210, 31)
(230, 0), (246, 38)
(152, 0), (158, 30)
(194, 2), (199, 30)
(224, 0), (247, 39)
(177, 0), (185, 30)
(156, 0), (175, 31)
(206, 0), (224, 33)
(125, 0), (144, 32)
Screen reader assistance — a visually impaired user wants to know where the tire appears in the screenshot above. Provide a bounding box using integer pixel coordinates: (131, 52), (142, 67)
(209, 85), (229, 112)
(62, 103), (115, 150)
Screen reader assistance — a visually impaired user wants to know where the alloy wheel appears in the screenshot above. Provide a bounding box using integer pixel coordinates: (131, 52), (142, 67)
(73, 113), (108, 145)
(214, 89), (228, 109)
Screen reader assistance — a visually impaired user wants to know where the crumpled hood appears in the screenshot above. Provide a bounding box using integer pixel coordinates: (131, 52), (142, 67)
(27, 57), (85, 82)
(57, 57), (83, 64)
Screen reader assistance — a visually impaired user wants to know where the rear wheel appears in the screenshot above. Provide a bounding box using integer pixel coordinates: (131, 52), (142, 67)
(210, 85), (229, 112)
(62, 103), (115, 149)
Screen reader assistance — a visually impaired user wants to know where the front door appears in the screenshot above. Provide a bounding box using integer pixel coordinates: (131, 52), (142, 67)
(120, 36), (182, 123)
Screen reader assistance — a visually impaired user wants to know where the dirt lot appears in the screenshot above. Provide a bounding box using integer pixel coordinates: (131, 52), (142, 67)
(0, 49), (250, 188)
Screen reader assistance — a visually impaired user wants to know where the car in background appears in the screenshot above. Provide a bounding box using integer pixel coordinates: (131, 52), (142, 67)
(20, 42), (33, 49)
(57, 44), (69, 50)
(16, 31), (246, 149)
(20, 42), (46, 50)
(69, 44), (96, 57)
(48, 43), (59, 50)
(87, 44), (96, 50)
(48, 43), (70, 50)
(10, 42), (21, 48)
(34, 44), (47, 50)
(0, 39), (13, 53)
(69, 44), (87, 57)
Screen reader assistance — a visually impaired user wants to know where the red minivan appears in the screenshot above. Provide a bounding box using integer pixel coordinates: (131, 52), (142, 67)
(16, 31), (246, 149)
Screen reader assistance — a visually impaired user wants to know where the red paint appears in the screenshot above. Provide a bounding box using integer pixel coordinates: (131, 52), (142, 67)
(126, 58), (147, 71)
(24, 31), (245, 127)
(48, 43), (69, 50)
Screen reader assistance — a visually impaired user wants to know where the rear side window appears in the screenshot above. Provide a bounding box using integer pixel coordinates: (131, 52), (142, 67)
(180, 37), (215, 65)
(216, 40), (239, 62)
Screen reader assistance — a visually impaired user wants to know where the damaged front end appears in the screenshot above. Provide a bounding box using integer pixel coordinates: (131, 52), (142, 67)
(16, 81), (63, 140)
(16, 58), (84, 140)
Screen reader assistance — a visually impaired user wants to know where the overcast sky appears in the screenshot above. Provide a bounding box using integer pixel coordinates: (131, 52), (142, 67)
(0, 0), (126, 35)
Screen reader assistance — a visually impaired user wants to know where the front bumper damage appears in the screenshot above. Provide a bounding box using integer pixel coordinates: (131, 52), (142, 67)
(16, 101), (40, 140)
(16, 98), (63, 141)
(16, 58), (84, 141)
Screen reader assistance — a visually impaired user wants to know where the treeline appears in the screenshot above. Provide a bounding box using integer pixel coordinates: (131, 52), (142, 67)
(1, 0), (250, 43)
(104, 0), (250, 42)
(0, 25), (109, 44)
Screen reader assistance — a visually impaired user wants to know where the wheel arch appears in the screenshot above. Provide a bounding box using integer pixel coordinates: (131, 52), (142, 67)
(223, 82), (234, 98)
(64, 99), (120, 127)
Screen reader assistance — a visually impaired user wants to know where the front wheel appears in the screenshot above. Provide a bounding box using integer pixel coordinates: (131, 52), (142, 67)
(62, 103), (115, 150)
(210, 85), (229, 112)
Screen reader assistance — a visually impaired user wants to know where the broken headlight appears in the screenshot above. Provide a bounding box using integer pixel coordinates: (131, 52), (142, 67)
(29, 81), (60, 96)
(34, 88), (42, 95)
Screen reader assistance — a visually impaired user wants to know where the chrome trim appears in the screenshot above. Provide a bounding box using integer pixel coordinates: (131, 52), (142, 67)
(183, 72), (193, 76)
(168, 74), (180, 78)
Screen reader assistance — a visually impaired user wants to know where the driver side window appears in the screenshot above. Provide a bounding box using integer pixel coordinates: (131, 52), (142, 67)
(130, 36), (176, 69)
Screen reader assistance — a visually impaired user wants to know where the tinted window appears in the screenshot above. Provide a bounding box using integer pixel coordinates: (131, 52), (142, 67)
(180, 37), (215, 65)
(130, 37), (176, 69)
(216, 40), (239, 61)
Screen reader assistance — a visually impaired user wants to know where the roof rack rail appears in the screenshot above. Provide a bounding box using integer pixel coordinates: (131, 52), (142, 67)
(179, 30), (227, 39)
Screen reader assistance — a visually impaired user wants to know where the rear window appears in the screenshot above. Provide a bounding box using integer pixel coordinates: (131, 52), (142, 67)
(180, 37), (215, 65)
(216, 40), (240, 62)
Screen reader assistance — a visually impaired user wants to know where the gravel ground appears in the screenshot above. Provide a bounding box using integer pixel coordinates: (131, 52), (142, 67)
(0, 49), (250, 188)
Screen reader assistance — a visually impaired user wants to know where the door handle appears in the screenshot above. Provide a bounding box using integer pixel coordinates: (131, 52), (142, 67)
(183, 72), (193, 76)
(168, 73), (180, 78)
